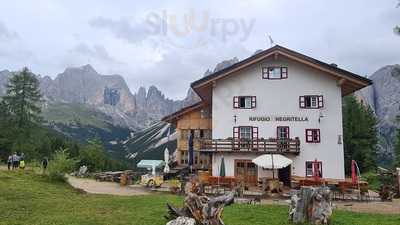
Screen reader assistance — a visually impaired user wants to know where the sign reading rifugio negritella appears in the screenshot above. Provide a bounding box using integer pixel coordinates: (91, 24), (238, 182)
(249, 116), (309, 122)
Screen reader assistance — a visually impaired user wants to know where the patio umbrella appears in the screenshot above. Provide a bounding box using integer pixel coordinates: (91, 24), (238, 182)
(164, 148), (170, 173)
(252, 154), (292, 179)
(219, 156), (226, 177)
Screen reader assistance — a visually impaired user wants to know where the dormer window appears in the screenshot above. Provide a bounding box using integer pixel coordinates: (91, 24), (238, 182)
(262, 66), (288, 79)
(233, 96), (256, 109)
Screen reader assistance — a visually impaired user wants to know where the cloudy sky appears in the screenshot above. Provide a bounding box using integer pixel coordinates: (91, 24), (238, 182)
(0, 0), (399, 99)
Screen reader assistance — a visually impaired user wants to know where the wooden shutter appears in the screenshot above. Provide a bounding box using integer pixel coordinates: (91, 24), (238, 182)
(316, 129), (321, 143)
(281, 67), (288, 79)
(306, 129), (313, 142)
(233, 127), (239, 149)
(251, 96), (256, 108)
(233, 96), (239, 108)
(299, 96), (305, 108)
(252, 127), (258, 149)
(318, 95), (324, 108)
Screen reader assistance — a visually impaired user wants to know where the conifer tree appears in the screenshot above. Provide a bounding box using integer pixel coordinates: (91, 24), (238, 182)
(343, 95), (378, 174)
(2, 67), (42, 128)
(393, 129), (400, 168)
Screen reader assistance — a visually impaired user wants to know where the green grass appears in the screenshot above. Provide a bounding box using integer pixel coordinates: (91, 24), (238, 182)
(0, 170), (399, 225)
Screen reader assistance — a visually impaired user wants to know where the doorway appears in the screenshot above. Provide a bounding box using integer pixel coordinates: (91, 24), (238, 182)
(235, 160), (258, 186)
(278, 165), (291, 187)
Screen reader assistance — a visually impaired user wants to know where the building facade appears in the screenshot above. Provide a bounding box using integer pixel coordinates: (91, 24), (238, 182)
(163, 45), (371, 185)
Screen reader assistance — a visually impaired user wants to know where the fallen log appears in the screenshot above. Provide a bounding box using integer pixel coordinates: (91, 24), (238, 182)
(166, 191), (234, 225)
(289, 186), (332, 225)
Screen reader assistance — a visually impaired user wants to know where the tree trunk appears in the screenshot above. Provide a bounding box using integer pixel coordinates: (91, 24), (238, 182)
(289, 186), (332, 225)
(166, 192), (234, 225)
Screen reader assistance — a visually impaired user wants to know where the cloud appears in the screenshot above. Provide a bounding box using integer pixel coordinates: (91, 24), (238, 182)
(0, 21), (18, 41)
(89, 17), (153, 44)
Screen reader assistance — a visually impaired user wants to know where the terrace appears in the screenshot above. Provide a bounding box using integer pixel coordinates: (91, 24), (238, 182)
(198, 138), (300, 154)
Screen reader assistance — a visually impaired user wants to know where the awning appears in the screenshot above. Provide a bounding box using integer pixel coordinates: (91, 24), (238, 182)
(137, 160), (165, 169)
(252, 154), (292, 169)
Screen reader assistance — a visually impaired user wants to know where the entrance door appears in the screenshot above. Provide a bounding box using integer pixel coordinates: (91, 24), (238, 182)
(278, 165), (291, 187)
(235, 160), (258, 186)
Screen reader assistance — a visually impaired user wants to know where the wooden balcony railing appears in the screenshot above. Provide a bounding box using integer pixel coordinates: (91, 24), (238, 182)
(199, 138), (300, 154)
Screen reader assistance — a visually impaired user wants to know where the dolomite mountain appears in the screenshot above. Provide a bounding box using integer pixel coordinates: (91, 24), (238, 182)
(356, 64), (400, 163)
(1, 65), (186, 129)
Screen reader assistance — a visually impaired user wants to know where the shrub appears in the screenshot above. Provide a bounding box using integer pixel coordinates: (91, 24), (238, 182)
(48, 148), (76, 182)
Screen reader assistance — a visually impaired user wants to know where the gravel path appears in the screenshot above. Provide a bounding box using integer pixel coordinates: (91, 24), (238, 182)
(67, 176), (150, 196)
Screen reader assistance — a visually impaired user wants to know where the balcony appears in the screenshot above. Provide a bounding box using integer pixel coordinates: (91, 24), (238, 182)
(199, 138), (300, 154)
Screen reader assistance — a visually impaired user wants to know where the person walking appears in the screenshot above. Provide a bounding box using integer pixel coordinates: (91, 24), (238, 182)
(7, 155), (12, 170)
(42, 157), (48, 173)
(11, 153), (19, 170)
(19, 159), (25, 170)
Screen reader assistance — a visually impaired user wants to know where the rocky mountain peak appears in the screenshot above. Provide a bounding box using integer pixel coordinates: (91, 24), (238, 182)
(213, 57), (239, 72)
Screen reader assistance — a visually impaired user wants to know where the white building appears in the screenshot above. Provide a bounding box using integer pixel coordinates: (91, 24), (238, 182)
(163, 45), (371, 186)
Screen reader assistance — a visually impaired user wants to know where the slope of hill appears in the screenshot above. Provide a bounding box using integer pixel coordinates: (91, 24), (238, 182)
(122, 121), (177, 166)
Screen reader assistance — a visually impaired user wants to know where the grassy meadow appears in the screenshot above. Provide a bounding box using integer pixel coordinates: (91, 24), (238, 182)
(0, 169), (399, 225)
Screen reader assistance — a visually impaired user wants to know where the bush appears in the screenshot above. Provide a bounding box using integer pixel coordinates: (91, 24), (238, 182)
(48, 148), (76, 182)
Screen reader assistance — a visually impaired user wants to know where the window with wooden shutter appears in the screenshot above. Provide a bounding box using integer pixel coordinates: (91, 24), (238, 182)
(262, 66), (288, 79)
(281, 67), (288, 79)
(299, 96), (305, 108)
(318, 96), (324, 108)
(234, 96), (256, 109)
(233, 127), (240, 149)
(252, 127), (259, 149)
(233, 96), (239, 108)
(306, 129), (320, 143)
(299, 95), (324, 109)
(251, 96), (256, 108)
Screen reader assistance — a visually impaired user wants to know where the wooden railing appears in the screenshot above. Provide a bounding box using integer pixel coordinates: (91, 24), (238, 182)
(199, 138), (300, 154)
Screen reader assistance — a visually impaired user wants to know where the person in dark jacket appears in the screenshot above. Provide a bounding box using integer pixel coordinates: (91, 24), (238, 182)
(7, 155), (12, 170)
(42, 157), (48, 172)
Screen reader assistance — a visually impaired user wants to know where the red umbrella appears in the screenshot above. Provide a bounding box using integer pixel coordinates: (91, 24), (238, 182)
(351, 160), (358, 185)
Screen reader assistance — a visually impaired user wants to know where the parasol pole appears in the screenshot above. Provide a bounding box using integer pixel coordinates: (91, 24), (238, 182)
(271, 153), (275, 179)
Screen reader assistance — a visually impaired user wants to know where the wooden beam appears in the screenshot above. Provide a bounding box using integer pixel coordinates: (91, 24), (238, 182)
(337, 78), (346, 86)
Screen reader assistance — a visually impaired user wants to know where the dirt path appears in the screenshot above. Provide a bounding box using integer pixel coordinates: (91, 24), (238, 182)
(67, 176), (150, 196)
(335, 199), (400, 215)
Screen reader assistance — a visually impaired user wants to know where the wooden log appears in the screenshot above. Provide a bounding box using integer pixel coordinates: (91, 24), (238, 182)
(166, 191), (234, 225)
(289, 186), (332, 225)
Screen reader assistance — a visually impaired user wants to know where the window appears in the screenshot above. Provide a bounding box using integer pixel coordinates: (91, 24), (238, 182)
(306, 129), (320, 143)
(277, 126), (290, 139)
(233, 96), (256, 109)
(305, 161), (323, 177)
(299, 95), (324, 109)
(240, 127), (252, 140)
(233, 126), (258, 149)
(262, 66), (288, 79)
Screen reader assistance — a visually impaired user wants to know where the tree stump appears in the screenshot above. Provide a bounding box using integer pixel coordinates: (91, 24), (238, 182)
(289, 186), (332, 225)
(166, 217), (196, 225)
(166, 192), (234, 225)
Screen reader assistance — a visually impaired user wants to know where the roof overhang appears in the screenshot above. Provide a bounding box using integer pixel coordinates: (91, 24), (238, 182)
(191, 45), (372, 102)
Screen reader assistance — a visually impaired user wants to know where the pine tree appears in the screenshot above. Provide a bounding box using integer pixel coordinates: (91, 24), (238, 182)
(2, 67), (42, 128)
(343, 95), (378, 174)
(394, 129), (400, 168)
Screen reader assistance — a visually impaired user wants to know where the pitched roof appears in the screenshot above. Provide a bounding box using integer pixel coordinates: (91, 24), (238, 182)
(191, 45), (372, 99)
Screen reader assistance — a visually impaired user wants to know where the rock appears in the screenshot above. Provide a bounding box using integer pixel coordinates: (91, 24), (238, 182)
(166, 217), (196, 225)
(356, 64), (400, 163)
